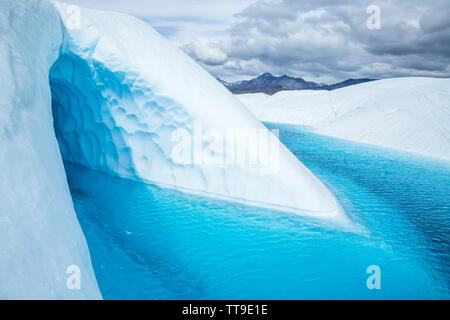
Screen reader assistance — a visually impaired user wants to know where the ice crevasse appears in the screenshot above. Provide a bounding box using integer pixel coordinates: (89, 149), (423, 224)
(0, 0), (345, 298)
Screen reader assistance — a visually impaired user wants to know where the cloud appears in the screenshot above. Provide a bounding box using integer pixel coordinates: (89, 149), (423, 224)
(59, 0), (450, 82)
(59, 0), (254, 45)
(190, 0), (450, 82)
(182, 38), (227, 66)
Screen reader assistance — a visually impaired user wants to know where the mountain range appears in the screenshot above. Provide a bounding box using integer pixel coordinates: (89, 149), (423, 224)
(218, 73), (376, 95)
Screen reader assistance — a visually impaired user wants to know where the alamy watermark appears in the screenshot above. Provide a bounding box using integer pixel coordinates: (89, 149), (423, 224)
(366, 265), (381, 290)
(170, 122), (280, 175)
(366, 5), (381, 30)
(65, 5), (82, 30)
(66, 265), (81, 290)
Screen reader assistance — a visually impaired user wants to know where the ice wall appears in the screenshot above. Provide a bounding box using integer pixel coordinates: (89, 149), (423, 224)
(51, 3), (346, 222)
(0, 0), (100, 299)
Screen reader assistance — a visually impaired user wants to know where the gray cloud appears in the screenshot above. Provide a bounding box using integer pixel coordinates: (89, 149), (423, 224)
(184, 0), (450, 82)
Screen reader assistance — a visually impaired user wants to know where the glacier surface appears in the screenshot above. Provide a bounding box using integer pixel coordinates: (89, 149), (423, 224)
(239, 78), (450, 160)
(51, 2), (345, 220)
(0, 0), (100, 299)
(0, 0), (348, 299)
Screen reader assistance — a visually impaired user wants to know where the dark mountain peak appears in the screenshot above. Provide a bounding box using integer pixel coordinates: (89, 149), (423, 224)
(217, 73), (376, 95)
(257, 73), (305, 81)
(259, 72), (274, 78)
(326, 78), (376, 90)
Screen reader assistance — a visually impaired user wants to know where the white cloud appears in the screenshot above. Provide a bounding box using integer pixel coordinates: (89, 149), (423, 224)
(58, 0), (254, 45)
(183, 38), (227, 66)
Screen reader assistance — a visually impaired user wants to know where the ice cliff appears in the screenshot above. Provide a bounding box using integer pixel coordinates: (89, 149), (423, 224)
(0, 0), (345, 298)
(0, 0), (101, 299)
(238, 78), (450, 160)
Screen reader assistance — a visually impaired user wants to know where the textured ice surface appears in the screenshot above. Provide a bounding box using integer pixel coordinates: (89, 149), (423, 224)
(0, 0), (100, 299)
(0, 0), (350, 299)
(51, 3), (345, 221)
(238, 78), (450, 160)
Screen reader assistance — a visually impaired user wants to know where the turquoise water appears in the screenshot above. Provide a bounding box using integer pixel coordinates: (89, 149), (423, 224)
(65, 123), (450, 299)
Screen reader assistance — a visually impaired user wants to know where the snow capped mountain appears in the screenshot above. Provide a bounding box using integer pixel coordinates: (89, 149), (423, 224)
(218, 73), (375, 95)
(238, 77), (450, 160)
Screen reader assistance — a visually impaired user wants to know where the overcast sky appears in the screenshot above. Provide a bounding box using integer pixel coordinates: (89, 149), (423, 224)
(60, 0), (450, 82)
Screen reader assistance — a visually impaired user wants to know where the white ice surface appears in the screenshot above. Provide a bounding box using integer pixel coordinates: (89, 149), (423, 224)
(51, 3), (345, 221)
(0, 0), (101, 299)
(0, 0), (351, 299)
(238, 78), (450, 160)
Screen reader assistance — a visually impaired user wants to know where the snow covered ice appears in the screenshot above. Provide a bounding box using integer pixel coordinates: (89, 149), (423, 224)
(0, 0), (346, 299)
(51, 2), (345, 220)
(0, 0), (101, 299)
(238, 78), (450, 160)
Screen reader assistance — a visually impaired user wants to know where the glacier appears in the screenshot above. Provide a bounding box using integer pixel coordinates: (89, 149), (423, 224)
(0, 0), (346, 298)
(238, 78), (450, 160)
(50, 2), (345, 220)
(0, 0), (100, 299)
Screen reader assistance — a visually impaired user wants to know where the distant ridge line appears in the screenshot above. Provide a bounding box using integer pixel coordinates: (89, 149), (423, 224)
(217, 73), (376, 95)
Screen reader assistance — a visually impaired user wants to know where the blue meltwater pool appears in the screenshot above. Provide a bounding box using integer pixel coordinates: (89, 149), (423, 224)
(64, 123), (450, 299)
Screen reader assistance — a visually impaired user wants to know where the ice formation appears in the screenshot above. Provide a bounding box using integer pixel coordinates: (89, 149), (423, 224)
(0, 0), (347, 298)
(50, 2), (345, 220)
(0, 1), (100, 299)
(238, 78), (450, 160)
